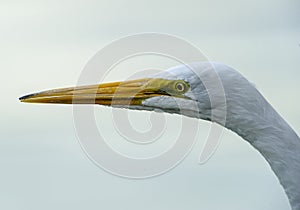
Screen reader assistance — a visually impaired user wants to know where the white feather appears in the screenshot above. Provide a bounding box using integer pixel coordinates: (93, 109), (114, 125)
(142, 62), (300, 210)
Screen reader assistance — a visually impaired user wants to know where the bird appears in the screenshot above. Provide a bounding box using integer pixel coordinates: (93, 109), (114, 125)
(19, 62), (300, 210)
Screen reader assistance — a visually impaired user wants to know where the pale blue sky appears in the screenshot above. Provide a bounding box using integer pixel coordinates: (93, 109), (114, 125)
(0, 0), (300, 209)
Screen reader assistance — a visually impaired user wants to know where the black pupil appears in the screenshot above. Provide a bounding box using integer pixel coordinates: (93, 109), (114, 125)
(177, 83), (183, 91)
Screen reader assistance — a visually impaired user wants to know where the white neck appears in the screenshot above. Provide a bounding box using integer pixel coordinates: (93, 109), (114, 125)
(152, 62), (300, 209)
(225, 98), (300, 210)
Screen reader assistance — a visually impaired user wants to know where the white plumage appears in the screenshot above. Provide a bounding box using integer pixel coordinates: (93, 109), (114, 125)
(143, 62), (300, 210)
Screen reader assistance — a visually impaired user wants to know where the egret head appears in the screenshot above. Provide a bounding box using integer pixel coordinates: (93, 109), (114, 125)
(19, 62), (233, 122)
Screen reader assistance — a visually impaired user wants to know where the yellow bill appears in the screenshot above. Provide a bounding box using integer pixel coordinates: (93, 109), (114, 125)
(19, 78), (190, 106)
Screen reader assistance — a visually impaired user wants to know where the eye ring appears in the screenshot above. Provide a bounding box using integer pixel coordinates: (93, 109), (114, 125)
(175, 82), (186, 92)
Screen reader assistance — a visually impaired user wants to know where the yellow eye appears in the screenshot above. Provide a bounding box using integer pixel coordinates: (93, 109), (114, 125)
(175, 82), (186, 92)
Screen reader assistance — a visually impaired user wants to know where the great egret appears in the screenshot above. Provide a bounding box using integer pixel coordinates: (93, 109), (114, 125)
(20, 62), (300, 210)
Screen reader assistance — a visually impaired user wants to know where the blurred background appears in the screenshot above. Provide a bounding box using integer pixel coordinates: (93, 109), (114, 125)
(1, 0), (299, 209)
